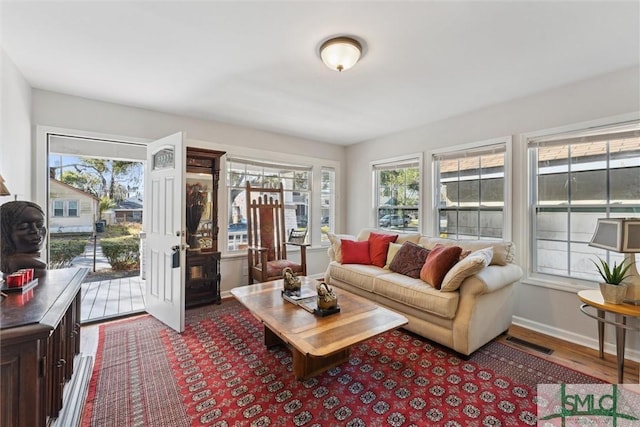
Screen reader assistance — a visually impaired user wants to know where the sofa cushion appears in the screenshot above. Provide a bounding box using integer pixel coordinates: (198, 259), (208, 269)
(373, 273), (460, 319)
(383, 242), (403, 269)
(418, 236), (515, 266)
(440, 247), (493, 292)
(327, 232), (356, 263)
(368, 232), (398, 267)
(389, 241), (430, 278)
(341, 239), (371, 264)
(328, 262), (386, 293)
(420, 245), (462, 289)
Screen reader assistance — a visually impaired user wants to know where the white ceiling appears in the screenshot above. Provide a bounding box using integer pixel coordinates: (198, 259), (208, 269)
(2, 1), (639, 145)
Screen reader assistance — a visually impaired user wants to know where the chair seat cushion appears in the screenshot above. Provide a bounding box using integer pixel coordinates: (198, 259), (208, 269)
(259, 259), (304, 278)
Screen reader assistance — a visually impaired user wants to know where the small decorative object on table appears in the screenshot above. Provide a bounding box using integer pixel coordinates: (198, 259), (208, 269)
(282, 267), (302, 296)
(1, 268), (38, 293)
(593, 257), (631, 304)
(315, 281), (340, 316)
(1, 201), (48, 279)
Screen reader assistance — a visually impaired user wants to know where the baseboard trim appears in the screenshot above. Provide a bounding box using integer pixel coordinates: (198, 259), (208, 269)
(512, 316), (640, 363)
(51, 354), (94, 427)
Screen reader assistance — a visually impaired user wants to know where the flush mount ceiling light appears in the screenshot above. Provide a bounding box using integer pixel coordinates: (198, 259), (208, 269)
(319, 36), (362, 72)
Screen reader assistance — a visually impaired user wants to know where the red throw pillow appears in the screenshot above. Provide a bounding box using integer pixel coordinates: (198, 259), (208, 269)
(368, 232), (398, 267)
(420, 245), (463, 289)
(341, 239), (371, 265)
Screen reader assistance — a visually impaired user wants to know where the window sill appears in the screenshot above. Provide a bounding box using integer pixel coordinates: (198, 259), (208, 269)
(520, 273), (597, 294)
(221, 244), (329, 260)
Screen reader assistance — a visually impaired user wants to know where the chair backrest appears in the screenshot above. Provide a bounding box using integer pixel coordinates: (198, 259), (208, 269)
(288, 228), (307, 245)
(246, 182), (287, 262)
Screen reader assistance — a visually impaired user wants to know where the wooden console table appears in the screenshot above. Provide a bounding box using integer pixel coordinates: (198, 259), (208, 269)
(1, 267), (90, 427)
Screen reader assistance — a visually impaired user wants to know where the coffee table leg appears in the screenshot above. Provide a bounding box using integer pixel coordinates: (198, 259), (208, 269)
(292, 348), (351, 380)
(263, 326), (283, 348)
(263, 325), (352, 380)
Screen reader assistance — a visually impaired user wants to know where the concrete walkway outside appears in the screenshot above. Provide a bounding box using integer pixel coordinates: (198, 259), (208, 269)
(71, 239), (111, 272)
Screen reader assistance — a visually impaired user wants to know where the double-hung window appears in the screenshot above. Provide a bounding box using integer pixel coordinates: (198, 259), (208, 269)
(52, 199), (79, 217)
(372, 156), (421, 231)
(529, 121), (640, 281)
(433, 139), (509, 240)
(227, 158), (312, 251)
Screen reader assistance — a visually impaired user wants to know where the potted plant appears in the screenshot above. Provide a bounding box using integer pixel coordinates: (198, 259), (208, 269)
(593, 257), (631, 304)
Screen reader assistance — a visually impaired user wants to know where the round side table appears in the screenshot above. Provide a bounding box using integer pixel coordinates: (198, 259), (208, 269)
(578, 289), (640, 383)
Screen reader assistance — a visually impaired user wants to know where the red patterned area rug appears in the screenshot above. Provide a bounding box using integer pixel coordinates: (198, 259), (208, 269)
(81, 299), (604, 427)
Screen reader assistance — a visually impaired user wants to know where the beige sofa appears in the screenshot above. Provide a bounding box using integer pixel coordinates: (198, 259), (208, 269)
(325, 229), (523, 356)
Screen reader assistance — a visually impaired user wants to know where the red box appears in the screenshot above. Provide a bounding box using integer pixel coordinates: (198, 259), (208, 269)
(7, 273), (25, 288)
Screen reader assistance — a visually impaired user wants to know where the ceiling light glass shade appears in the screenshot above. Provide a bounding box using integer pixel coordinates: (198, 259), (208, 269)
(320, 37), (362, 72)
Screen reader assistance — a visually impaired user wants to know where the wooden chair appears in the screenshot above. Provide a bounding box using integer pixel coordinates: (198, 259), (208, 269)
(246, 182), (307, 284)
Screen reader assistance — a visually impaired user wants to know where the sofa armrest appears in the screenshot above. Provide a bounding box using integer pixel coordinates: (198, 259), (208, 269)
(327, 246), (337, 262)
(458, 263), (523, 297)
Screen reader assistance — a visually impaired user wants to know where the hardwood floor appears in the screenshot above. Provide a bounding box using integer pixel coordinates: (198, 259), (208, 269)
(500, 324), (639, 384)
(79, 302), (638, 384)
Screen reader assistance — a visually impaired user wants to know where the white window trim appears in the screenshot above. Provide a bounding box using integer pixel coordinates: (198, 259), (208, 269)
(428, 136), (512, 241)
(188, 138), (341, 256)
(370, 153), (423, 230)
(521, 112), (640, 292)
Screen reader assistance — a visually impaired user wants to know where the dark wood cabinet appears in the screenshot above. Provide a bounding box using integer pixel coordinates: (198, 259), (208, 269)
(186, 252), (221, 307)
(185, 147), (225, 308)
(0, 268), (88, 427)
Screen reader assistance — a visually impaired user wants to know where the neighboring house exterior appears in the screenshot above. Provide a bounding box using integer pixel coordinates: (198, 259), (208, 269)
(49, 179), (99, 233)
(114, 198), (143, 223)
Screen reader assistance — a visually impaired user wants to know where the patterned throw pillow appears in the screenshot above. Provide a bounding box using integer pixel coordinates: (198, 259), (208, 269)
(420, 245), (463, 289)
(368, 232), (398, 267)
(388, 241), (430, 278)
(341, 239), (371, 265)
(440, 247), (493, 292)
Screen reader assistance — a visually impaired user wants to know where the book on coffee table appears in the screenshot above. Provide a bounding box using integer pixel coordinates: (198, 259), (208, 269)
(281, 287), (316, 306)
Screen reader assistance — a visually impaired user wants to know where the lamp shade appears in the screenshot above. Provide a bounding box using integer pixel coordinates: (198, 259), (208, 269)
(0, 174), (10, 196)
(589, 218), (640, 253)
(320, 37), (362, 72)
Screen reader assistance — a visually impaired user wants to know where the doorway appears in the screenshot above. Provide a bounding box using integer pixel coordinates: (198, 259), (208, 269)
(46, 133), (147, 324)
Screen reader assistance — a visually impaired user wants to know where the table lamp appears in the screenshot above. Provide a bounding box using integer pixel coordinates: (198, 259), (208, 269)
(0, 174), (10, 196)
(589, 218), (640, 304)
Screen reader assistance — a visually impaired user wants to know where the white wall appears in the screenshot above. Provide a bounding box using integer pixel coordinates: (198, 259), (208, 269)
(31, 90), (345, 294)
(345, 66), (640, 359)
(0, 48), (32, 202)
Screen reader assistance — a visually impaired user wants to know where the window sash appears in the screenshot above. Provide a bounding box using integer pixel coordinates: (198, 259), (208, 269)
(227, 158), (312, 251)
(529, 120), (640, 281)
(373, 157), (421, 231)
(434, 143), (507, 240)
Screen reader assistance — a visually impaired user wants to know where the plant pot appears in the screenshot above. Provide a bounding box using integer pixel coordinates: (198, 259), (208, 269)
(599, 282), (627, 304)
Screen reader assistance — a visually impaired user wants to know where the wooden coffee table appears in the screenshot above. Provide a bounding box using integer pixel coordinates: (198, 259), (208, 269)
(230, 277), (408, 379)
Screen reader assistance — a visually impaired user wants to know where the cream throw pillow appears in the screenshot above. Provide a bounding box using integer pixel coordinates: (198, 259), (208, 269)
(383, 242), (404, 270)
(440, 247), (493, 292)
(327, 232), (356, 263)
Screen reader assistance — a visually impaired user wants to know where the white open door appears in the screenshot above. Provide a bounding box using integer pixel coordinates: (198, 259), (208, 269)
(144, 132), (186, 332)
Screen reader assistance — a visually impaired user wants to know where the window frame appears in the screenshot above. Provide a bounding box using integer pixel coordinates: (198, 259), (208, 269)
(320, 167), (336, 246)
(221, 149), (340, 256)
(226, 157), (312, 252)
(524, 116), (640, 290)
(52, 199), (80, 217)
(370, 153), (422, 232)
(430, 137), (512, 241)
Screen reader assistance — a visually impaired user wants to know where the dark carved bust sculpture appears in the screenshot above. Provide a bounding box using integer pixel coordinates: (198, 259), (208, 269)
(1, 201), (48, 278)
